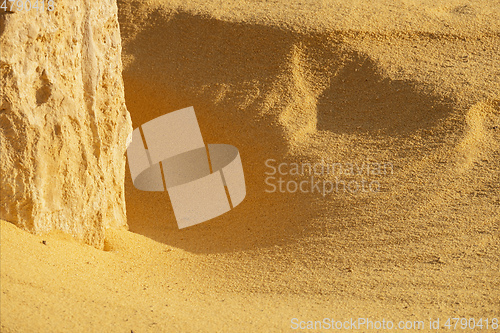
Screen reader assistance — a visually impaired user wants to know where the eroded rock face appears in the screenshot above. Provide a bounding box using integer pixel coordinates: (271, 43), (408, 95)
(0, 1), (132, 247)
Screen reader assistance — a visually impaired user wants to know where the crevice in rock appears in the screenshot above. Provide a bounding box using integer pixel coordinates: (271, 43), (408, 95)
(35, 68), (52, 105)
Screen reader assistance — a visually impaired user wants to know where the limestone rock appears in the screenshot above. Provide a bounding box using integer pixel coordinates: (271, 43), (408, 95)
(0, 0), (132, 247)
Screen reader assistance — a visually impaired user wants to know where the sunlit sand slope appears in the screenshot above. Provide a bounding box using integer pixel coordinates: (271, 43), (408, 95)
(1, 0), (499, 331)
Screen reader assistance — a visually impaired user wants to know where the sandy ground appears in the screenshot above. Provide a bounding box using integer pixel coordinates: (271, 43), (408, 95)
(1, 0), (499, 332)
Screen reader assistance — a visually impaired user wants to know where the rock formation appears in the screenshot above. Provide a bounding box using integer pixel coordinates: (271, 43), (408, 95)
(0, 1), (132, 247)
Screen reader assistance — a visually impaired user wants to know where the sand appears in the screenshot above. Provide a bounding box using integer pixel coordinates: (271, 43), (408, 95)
(1, 0), (499, 331)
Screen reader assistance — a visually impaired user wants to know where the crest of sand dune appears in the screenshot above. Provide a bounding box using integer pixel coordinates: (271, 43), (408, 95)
(1, 0), (499, 332)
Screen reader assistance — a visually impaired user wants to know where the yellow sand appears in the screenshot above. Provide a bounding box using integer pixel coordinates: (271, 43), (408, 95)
(2, 0), (499, 331)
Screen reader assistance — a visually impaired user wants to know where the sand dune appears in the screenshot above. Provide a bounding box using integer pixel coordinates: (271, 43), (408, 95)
(1, 0), (499, 331)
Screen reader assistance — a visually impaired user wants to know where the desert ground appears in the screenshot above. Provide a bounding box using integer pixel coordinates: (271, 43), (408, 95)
(1, 0), (499, 332)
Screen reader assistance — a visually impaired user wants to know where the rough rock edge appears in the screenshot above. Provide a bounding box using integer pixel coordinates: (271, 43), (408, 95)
(0, 0), (132, 248)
